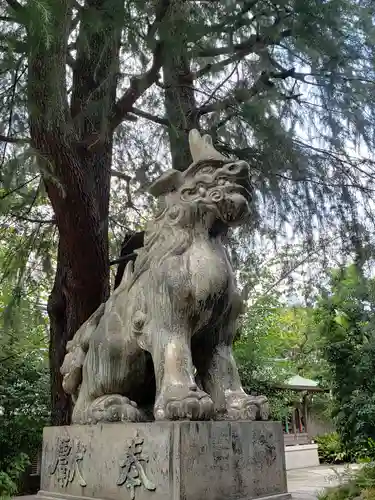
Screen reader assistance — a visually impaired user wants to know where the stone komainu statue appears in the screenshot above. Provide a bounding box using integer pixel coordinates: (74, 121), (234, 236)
(61, 130), (269, 424)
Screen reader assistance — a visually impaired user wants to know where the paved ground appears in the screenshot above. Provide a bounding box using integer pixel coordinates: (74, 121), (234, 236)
(288, 464), (360, 500)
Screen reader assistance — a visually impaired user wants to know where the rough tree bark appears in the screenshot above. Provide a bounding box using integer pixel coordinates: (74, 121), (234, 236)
(47, 243), (70, 425)
(162, 0), (198, 171)
(26, 0), (117, 425)
(24, 0), (167, 425)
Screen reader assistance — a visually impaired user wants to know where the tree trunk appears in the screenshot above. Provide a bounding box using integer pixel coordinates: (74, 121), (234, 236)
(162, 0), (199, 171)
(47, 243), (70, 425)
(25, 0), (126, 424)
(44, 145), (111, 425)
(24, 0), (168, 423)
(44, 136), (112, 424)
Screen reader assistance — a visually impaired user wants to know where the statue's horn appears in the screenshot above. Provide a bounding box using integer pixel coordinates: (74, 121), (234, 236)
(188, 129), (228, 164)
(188, 129), (203, 163)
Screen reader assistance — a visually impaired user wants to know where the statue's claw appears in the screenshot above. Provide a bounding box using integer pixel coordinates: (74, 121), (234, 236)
(223, 393), (269, 421)
(154, 386), (214, 421)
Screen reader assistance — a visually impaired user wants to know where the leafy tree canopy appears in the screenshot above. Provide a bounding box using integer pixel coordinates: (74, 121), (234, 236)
(1, 0), (375, 274)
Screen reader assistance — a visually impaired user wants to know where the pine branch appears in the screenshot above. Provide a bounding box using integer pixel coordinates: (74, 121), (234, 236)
(10, 214), (56, 224)
(0, 354), (17, 363)
(198, 68), (295, 115)
(111, 170), (133, 210)
(128, 107), (168, 126)
(0, 35), (27, 53)
(0, 175), (40, 200)
(111, 169), (131, 181)
(293, 138), (375, 182)
(192, 0), (260, 40)
(193, 28), (292, 58)
(97, 0), (170, 131)
(0, 16), (16, 21)
(243, 236), (341, 302)
(200, 62), (239, 110)
(0, 134), (29, 144)
(110, 41), (164, 130)
(193, 53), (243, 79)
(222, 141), (375, 192)
(109, 253), (137, 266)
(5, 0), (23, 12)
(195, 34), (259, 58)
(146, 0), (171, 45)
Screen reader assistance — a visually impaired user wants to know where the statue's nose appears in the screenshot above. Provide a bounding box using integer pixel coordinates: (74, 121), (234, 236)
(221, 161), (249, 177)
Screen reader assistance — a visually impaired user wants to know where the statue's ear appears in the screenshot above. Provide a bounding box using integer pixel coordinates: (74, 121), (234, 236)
(148, 169), (183, 197)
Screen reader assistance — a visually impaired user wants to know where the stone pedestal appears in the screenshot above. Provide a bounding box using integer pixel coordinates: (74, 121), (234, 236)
(38, 421), (290, 500)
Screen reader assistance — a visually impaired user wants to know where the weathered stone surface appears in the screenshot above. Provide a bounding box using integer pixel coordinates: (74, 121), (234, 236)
(38, 421), (290, 500)
(60, 129), (269, 424)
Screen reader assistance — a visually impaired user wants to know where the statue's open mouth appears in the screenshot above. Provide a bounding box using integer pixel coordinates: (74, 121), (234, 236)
(213, 191), (251, 225)
(220, 181), (252, 200)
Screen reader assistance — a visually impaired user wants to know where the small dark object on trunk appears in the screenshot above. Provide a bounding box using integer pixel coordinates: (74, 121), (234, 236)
(113, 231), (145, 290)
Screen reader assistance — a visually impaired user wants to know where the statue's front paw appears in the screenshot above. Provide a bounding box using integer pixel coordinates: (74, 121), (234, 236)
(224, 392), (269, 421)
(154, 386), (214, 421)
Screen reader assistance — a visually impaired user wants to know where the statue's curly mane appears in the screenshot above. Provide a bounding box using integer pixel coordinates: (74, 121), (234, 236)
(128, 202), (195, 287)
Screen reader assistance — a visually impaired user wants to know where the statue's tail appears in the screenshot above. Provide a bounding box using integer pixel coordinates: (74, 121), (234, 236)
(60, 261), (134, 400)
(60, 302), (105, 398)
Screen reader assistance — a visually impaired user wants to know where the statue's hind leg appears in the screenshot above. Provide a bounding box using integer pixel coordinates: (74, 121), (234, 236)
(72, 312), (147, 424)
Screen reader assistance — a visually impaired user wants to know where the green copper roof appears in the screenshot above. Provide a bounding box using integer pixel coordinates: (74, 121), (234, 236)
(284, 375), (319, 388)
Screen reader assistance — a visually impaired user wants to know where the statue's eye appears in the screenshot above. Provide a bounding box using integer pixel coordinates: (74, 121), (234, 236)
(200, 165), (213, 174)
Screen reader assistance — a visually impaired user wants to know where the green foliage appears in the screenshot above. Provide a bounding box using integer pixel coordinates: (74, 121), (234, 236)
(0, 471), (18, 499)
(314, 433), (353, 464)
(318, 463), (375, 500)
(235, 294), (298, 385)
(234, 293), (293, 418)
(234, 276), (330, 419)
(0, 355), (49, 465)
(357, 439), (375, 464)
(0, 353), (48, 497)
(0, 256), (49, 496)
(0, 453), (30, 499)
(0, 339), (49, 496)
(355, 464), (375, 491)
(318, 482), (361, 500)
(315, 264), (375, 453)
